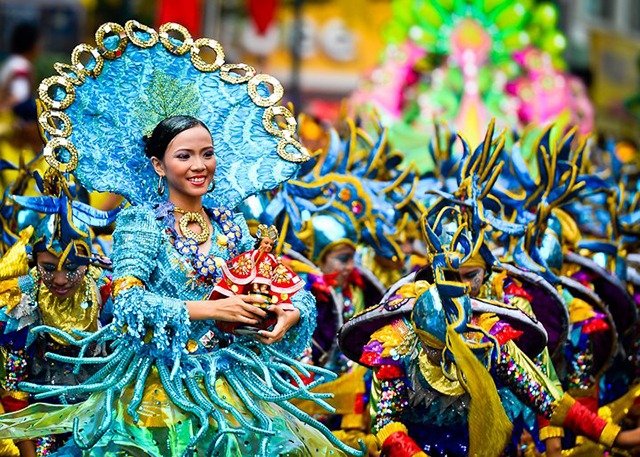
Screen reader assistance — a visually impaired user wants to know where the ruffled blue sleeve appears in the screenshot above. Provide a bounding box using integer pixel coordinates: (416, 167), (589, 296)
(111, 205), (190, 358)
(269, 286), (317, 358)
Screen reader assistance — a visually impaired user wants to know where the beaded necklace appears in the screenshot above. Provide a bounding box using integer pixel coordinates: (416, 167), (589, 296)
(160, 204), (242, 286)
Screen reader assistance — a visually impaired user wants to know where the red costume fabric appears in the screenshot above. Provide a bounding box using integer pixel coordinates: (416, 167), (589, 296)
(211, 248), (305, 333)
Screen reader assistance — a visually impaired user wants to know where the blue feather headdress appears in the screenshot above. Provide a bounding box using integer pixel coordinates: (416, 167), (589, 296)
(36, 21), (309, 209)
(11, 168), (120, 268)
(262, 117), (416, 263)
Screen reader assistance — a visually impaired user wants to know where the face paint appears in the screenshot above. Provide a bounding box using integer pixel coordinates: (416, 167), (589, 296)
(36, 251), (87, 299)
(458, 266), (485, 297)
(320, 244), (356, 289)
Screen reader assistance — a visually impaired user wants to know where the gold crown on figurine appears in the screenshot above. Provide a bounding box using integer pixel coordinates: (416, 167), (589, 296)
(256, 224), (278, 241)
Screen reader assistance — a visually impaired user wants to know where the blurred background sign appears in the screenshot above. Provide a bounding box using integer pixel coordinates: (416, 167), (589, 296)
(0, 0), (85, 56)
(590, 28), (640, 142)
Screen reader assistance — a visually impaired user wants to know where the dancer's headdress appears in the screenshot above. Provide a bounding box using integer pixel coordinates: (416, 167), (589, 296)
(37, 21), (309, 208)
(10, 169), (119, 269)
(262, 117), (415, 263)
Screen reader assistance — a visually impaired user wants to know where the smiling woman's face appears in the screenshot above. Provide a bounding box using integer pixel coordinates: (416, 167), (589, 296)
(36, 251), (87, 299)
(151, 125), (216, 201)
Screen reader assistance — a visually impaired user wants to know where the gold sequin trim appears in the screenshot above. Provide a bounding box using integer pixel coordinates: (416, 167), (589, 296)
(263, 105), (296, 137)
(95, 22), (128, 59)
(190, 38), (225, 72)
(38, 76), (75, 110)
(39, 110), (72, 138)
(220, 63), (255, 83)
(539, 425), (564, 441)
(159, 23), (193, 56)
(71, 44), (104, 78)
(277, 136), (310, 163)
(125, 20), (159, 48)
(247, 74), (284, 107)
(112, 276), (144, 298)
(43, 137), (79, 172)
(53, 62), (85, 86)
(376, 421), (408, 443)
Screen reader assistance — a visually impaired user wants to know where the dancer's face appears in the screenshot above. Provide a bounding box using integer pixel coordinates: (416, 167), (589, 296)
(458, 265), (485, 297)
(320, 244), (355, 289)
(36, 251), (87, 299)
(152, 125), (216, 202)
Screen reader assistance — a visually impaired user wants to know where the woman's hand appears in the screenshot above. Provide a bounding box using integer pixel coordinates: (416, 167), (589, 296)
(544, 437), (562, 457)
(187, 295), (267, 323)
(614, 427), (640, 448)
(256, 305), (300, 344)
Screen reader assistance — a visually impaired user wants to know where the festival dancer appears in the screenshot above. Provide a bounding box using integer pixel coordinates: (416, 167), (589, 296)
(339, 126), (640, 456)
(0, 21), (360, 456)
(0, 171), (116, 456)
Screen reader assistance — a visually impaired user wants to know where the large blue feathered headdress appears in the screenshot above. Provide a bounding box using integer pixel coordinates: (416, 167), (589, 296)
(36, 21), (309, 209)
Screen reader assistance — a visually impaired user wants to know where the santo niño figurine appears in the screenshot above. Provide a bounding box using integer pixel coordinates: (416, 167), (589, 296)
(212, 224), (305, 334)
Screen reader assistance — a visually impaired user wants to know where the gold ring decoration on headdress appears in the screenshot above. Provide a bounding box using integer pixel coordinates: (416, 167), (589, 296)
(39, 111), (73, 138)
(191, 38), (225, 72)
(95, 22), (129, 59)
(38, 76), (75, 110)
(53, 63), (86, 86)
(71, 44), (105, 79)
(159, 23), (193, 56)
(220, 63), (256, 84)
(43, 137), (79, 173)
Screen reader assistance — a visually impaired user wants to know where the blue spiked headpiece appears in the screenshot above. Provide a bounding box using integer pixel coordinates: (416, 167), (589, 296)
(11, 169), (120, 268)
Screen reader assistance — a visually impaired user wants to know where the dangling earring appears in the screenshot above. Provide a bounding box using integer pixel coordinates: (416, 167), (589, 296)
(207, 178), (215, 192)
(158, 175), (166, 195)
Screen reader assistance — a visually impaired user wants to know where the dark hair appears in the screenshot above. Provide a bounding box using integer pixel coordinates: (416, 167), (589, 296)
(10, 22), (40, 55)
(143, 115), (210, 160)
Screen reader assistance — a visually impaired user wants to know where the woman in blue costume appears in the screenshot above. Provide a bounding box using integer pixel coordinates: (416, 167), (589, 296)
(0, 20), (361, 457)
